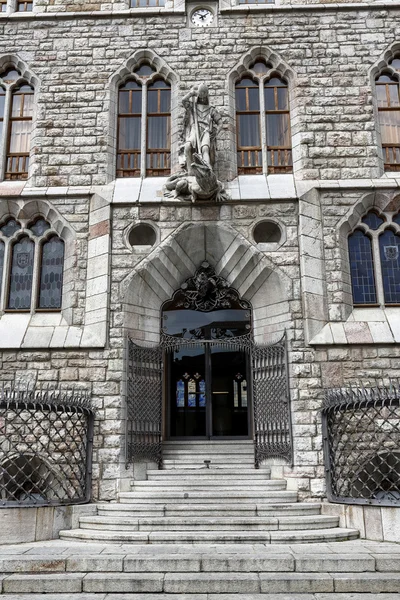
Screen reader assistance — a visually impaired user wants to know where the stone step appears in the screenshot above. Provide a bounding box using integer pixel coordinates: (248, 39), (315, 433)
(131, 480), (287, 490)
(118, 490), (298, 504)
(162, 440), (255, 446)
(3, 570), (399, 594)
(97, 502), (323, 517)
(147, 468), (271, 479)
(1, 550), (396, 573)
(78, 514), (339, 532)
(58, 526), (359, 544)
(162, 460), (255, 469)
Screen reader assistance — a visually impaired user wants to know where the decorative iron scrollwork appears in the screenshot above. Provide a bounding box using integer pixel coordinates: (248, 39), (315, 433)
(165, 261), (251, 312)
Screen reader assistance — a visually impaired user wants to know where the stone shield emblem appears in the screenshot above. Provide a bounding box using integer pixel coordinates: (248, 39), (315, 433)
(384, 246), (399, 261)
(16, 252), (30, 269)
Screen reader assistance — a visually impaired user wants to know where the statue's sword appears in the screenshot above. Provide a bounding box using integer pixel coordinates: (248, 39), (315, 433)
(193, 94), (201, 156)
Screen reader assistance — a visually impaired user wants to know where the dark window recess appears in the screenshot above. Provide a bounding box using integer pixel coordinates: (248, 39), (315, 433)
(129, 224), (156, 246)
(348, 230), (377, 305)
(253, 221), (281, 244)
(236, 77), (262, 174)
(379, 229), (400, 304)
(8, 236), (35, 310)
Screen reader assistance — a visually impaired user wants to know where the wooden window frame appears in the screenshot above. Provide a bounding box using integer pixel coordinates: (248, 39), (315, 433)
(17, 1), (33, 11)
(235, 70), (293, 176)
(235, 78), (262, 175)
(5, 84), (34, 181)
(117, 82), (142, 178)
(376, 77), (400, 172)
(116, 72), (171, 179)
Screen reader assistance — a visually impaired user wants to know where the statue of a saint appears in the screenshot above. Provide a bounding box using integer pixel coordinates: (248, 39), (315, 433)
(164, 82), (229, 203)
(181, 83), (222, 175)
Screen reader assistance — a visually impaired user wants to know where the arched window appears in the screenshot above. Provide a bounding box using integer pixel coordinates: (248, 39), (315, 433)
(0, 68), (34, 181)
(264, 77), (292, 173)
(0, 217), (64, 312)
(376, 74), (400, 171)
(235, 77), (262, 174)
(348, 209), (400, 306)
(116, 64), (171, 178)
(117, 80), (142, 177)
(235, 62), (292, 175)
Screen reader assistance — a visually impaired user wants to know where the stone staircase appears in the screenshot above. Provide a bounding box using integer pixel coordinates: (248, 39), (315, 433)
(1, 440), (400, 597)
(59, 440), (359, 544)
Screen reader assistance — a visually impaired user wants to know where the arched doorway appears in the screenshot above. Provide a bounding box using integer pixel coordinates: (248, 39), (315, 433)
(161, 261), (252, 439)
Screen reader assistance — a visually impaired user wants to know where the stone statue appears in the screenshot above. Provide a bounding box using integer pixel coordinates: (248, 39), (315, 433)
(164, 83), (229, 203)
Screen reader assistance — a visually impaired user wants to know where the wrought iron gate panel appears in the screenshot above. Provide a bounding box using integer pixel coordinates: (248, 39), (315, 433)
(126, 340), (163, 467)
(252, 335), (292, 467)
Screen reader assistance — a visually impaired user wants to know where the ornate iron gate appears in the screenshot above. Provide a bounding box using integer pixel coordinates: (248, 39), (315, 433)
(127, 335), (292, 469)
(252, 334), (293, 467)
(126, 342), (163, 467)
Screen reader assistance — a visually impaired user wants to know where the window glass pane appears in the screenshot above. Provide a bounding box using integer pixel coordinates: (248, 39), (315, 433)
(118, 117), (141, 150)
(376, 84), (389, 108)
(348, 230), (377, 305)
(39, 237), (64, 309)
(134, 64), (155, 77)
(0, 69), (20, 82)
(0, 241), (4, 297)
(0, 89), (5, 119)
(176, 379), (185, 407)
(147, 115), (169, 149)
(29, 219), (50, 237)
(238, 114), (260, 147)
(119, 90), (131, 114)
(265, 77), (284, 86)
(266, 113), (291, 146)
(11, 94), (22, 118)
(379, 229), (400, 304)
(160, 89), (171, 113)
(8, 236), (34, 310)
(389, 84), (400, 108)
(264, 87), (276, 111)
(0, 219), (20, 237)
(390, 58), (400, 71)
(362, 211), (384, 230)
(162, 308), (251, 338)
(9, 119), (32, 153)
(376, 74), (395, 83)
(277, 86), (288, 110)
(379, 109), (400, 145)
(22, 92), (34, 117)
(251, 61), (270, 74)
(147, 90), (159, 113)
(393, 212), (400, 225)
(248, 87), (260, 111)
(119, 87), (141, 114)
(235, 87), (247, 111)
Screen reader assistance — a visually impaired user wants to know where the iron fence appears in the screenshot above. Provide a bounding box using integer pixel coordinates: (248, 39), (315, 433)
(0, 385), (94, 507)
(322, 382), (400, 507)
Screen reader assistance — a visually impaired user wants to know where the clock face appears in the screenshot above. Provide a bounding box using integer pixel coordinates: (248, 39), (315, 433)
(191, 8), (214, 27)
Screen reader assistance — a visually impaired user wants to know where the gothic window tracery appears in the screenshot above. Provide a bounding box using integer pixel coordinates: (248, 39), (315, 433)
(0, 217), (64, 312)
(0, 68), (34, 181)
(235, 62), (292, 175)
(348, 209), (400, 306)
(117, 63), (171, 178)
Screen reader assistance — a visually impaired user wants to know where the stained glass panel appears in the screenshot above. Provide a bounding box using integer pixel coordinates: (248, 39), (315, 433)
(348, 230), (377, 304)
(176, 380), (185, 407)
(29, 219), (50, 237)
(362, 211), (385, 230)
(0, 219), (20, 237)
(379, 229), (400, 304)
(8, 236), (34, 310)
(38, 237), (64, 309)
(199, 379), (206, 408)
(188, 379), (196, 407)
(0, 241), (4, 297)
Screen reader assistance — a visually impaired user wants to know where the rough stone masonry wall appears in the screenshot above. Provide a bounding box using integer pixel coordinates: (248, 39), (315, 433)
(0, 5), (397, 186)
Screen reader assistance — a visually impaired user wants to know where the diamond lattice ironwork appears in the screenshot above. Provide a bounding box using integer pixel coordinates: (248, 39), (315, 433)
(0, 386), (94, 507)
(323, 383), (400, 506)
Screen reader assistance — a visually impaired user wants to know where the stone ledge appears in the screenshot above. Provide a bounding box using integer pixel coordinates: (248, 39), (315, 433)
(310, 308), (400, 345)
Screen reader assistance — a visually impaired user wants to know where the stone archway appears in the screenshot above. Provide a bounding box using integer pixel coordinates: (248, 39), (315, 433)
(120, 221), (293, 345)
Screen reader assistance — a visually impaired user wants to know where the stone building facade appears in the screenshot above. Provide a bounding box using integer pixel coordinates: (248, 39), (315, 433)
(0, 0), (400, 524)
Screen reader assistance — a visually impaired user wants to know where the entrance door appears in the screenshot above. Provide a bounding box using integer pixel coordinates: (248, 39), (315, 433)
(168, 343), (249, 438)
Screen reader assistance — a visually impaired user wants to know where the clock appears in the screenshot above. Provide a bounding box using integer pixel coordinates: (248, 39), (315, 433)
(191, 8), (214, 27)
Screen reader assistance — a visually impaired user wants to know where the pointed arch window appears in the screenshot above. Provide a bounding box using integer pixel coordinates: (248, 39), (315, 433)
(348, 210), (400, 306)
(0, 217), (64, 312)
(116, 64), (171, 178)
(235, 63), (293, 175)
(0, 68), (34, 181)
(376, 74), (400, 171)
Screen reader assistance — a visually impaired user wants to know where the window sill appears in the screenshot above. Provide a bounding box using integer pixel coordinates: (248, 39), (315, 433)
(310, 307), (400, 345)
(0, 313), (106, 349)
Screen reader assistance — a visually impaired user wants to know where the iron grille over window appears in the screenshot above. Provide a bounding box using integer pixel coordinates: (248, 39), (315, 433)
(323, 382), (400, 507)
(0, 68), (34, 181)
(348, 209), (400, 306)
(117, 62), (171, 178)
(0, 217), (64, 312)
(0, 385), (94, 507)
(235, 61), (292, 175)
